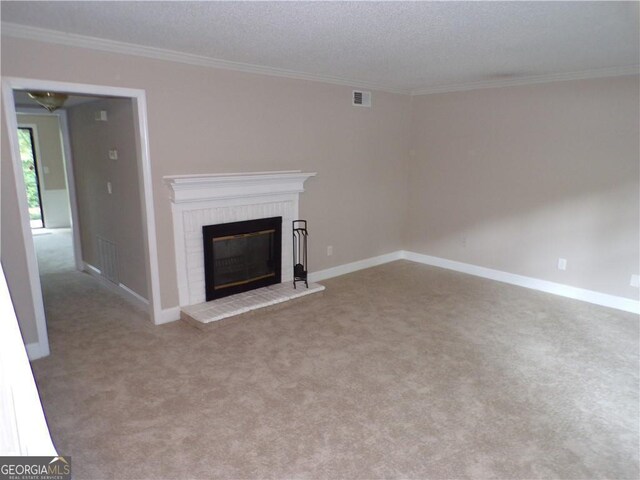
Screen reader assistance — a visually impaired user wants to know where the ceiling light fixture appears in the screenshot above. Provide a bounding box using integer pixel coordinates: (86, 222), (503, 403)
(27, 91), (68, 112)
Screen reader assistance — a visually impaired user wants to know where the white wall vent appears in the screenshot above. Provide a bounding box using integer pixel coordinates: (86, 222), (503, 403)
(97, 236), (119, 284)
(352, 90), (372, 107)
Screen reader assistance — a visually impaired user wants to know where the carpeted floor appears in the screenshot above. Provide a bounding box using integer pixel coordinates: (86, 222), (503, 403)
(32, 228), (75, 274)
(31, 232), (639, 479)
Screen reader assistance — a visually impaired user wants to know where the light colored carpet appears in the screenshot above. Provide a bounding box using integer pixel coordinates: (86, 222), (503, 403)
(33, 228), (75, 275)
(30, 238), (638, 479)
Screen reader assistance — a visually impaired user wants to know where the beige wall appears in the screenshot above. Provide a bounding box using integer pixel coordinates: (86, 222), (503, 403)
(1, 104), (40, 344)
(16, 113), (71, 228)
(407, 76), (640, 299)
(1, 35), (637, 352)
(1, 36), (412, 318)
(67, 98), (148, 298)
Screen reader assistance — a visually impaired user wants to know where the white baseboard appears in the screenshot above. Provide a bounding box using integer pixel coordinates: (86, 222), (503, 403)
(118, 283), (149, 308)
(402, 251), (640, 315)
(83, 262), (100, 276)
(308, 251), (404, 283)
(25, 341), (49, 361)
(157, 250), (638, 327)
(157, 306), (181, 325)
(82, 262), (149, 311)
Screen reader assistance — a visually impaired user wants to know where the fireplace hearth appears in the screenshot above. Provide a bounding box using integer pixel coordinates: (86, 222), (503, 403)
(203, 217), (282, 301)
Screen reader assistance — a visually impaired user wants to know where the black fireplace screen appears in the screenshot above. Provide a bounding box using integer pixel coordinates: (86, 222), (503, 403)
(203, 217), (282, 301)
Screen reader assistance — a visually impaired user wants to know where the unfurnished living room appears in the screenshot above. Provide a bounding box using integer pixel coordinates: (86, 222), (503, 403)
(0, 2), (638, 479)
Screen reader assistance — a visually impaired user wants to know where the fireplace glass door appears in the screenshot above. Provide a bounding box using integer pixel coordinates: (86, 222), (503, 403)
(203, 217), (282, 301)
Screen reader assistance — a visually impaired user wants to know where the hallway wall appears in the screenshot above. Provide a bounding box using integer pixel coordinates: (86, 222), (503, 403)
(67, 98), (148, 299)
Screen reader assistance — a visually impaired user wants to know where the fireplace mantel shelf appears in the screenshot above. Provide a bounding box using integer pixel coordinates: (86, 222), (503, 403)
(164, 170), (317, 204)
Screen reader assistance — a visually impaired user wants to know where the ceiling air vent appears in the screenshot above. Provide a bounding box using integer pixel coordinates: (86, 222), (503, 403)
(352, 90), (371, 107)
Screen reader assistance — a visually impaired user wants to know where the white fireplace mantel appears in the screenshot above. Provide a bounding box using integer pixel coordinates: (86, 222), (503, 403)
(163, 171), (317, 204)
(164, 171), (316, 307)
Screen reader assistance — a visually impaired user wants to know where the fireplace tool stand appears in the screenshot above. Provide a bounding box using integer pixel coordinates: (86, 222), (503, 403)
(292, 220), (308, 288)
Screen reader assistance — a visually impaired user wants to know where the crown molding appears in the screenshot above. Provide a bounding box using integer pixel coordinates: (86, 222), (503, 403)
(3, 22), (637, 97)
(0, 22), (408, 95)
(410, 65), (640, 96)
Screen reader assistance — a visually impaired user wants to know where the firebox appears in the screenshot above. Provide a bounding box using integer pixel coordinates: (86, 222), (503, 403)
(203, 217), (282, 301)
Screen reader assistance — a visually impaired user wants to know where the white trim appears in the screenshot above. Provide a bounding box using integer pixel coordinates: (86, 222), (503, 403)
(118, 283), (149, 308)
(158, 306), (181, 325)
(82, 262), (149, 311)
(410, 65), (640, 96)
(2, 77), (163, 329)
(24, 341), (48, 361)
(83, 262), (100, 276)
(131, 91), (163, 324)
(0, 22), (406, 95)
(3, 22), (638, 97)
(159, 250), (639, 325)
(402, 251), (640, 315)
(2, 81), (51, 360)
(308, 251), (404, 283)
(163, 171), (317, 204)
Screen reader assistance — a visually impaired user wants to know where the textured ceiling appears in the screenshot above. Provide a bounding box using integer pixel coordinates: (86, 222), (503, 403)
(2, 1), (638, 93)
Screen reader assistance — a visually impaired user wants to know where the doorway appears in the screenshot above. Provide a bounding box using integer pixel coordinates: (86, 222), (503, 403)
(17, 108), (77, 279)
(18, 126), (45, 229)
(2, 78), (163, 360)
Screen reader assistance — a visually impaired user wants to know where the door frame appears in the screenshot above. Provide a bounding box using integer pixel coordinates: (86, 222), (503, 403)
(17, 107), (84, 271)
(2, 78), (163, 359)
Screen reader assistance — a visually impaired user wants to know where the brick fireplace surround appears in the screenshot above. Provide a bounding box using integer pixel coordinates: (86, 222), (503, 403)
(163, 171), (322, 323)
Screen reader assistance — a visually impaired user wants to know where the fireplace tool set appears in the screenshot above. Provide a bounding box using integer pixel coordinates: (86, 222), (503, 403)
(292, 220), (309, 288)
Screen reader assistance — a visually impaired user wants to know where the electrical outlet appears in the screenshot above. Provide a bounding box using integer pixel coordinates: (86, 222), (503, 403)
(107, 181), (112, 195)
(631, 274), (640, 288)
(108, 149), (118, 160)
(557, 258), (567, 271)
(327, 246), (333, 256)
(461, 236), (467, 248)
